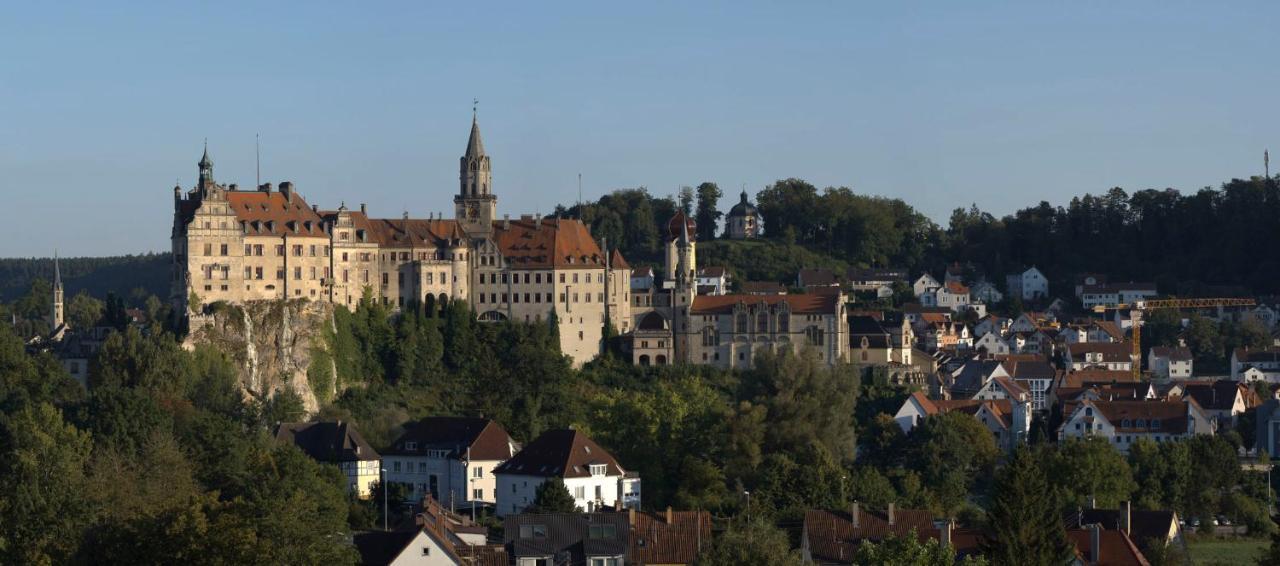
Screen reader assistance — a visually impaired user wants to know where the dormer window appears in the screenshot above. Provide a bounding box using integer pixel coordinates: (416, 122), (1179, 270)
(1150, 419), (1160, 430)
(1135, 419), (1146, 429)
(405, 441), (417, 451)
(1121, 419), (1130, 428)
(589, 464), (606, 476)
(519, 524), (547, 539)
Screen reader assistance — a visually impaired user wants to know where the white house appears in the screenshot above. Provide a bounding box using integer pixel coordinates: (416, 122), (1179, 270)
(384, 417), (518, 507)
(1004, 359), (1057, 411)
(974, 315), (1011, 339)
(1148, 347), (1193, 380)
(695, 266), (730, 296)
(974, 331), (1011, 356)
(913, 273), (941, 298)
(1080, 282), (1158, 309)
(970, 280), (1004, 304)
(1232, 348), (1280, 382)
(274, 421), (381, 498)
(353, 527), (467, 566)
(894, 391), (1030, 451)
(1057, 398), (1213, 454)
(1064, 342), (1133, 372)
(1006, 267), (1049, 301)
(494, 429), (639, 516)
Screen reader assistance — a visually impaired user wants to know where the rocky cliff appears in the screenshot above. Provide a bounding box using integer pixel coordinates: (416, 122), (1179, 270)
(185, 299), (335, 414)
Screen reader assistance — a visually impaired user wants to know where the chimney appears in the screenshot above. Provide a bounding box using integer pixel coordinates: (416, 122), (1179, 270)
(1089, 523), (1102, 565)
(851, 501), (860, 529)
(312, 204), (318, 212)
(887, 503), (895, 526)
(665, 506), (673, 524)
(628, 507), (636, 525)
(1120, 501), (1131, 535)
(503, 214), (510, 229)
(260, 182), (272, 193)
(934, 519), (953, 549)
(280, 181), (293, 201)
(360, 203), (367, 215)
(229, 183), (238, 191)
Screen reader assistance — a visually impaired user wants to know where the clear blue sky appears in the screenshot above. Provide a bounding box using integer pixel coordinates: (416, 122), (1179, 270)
(2, 2), (1276, 257)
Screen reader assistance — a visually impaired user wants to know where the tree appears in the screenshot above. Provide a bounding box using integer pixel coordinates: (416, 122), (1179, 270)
(854, 529), (989, 566)
(528, 478), (578, 513)
(695, 182), (723, 241)
(982, 447), (1074, 566)
(679, 186), (695, 216)
(692, 518), (803, 566)
(66, 290), (104, 329)
(907, 411), (999, 514)
(1044, 437), (1136, 510)
(0, 403), (93, 566)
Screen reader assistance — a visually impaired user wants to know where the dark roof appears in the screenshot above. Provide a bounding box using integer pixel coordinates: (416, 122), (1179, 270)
(1065, 528), (1150, 565)
(629, 510), (712, 564)
(504, 513), (629, 561)
(273, 421), (379, 462)
(387, 417), (516, 460)
(666, 211), (696, 241)
(353, 530), (421, 566)
(494, 429), (624, 478)
(1067, 508), (1177, 556)
(1005, 360), (1056, 381)
(798, 268), (838, 287)
(690, 293), (838, 315)
(849, 316), (890, 349)
(1068, 342), (1133, 363)
(1085, 399), (1194, 434)
(1149, 347), (1192, 362)
(1235, 348), (1280, 364)
(1179, 381), (1243, 412)
(846, 267), (908, 282)
(950, 360), (1006, 398)
(740, 281), (787, 295)
(727, 190), (758, 217)
(803, 507), (936, 563)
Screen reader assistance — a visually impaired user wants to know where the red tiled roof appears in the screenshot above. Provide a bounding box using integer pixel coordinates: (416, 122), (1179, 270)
(1065, 528), (1150, 565)
(803, 508), (936, 563)
(226, 191), (327, 236)
(666, 211), (696, 240)
(690, 293), (838, 315)
(493, 218), (607, 270)
(629, 510), (712, 564)
(1087, 399), (1193, 434)
(610, 249), (630, 270)
(1069, 342), (1133, 363)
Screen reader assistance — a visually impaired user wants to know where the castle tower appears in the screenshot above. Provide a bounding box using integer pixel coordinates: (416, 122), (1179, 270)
(664, 211), (697, 284)
(51, 252), (65, 329)
(198, 142), (215, 194)
(455, 112), (496, 238)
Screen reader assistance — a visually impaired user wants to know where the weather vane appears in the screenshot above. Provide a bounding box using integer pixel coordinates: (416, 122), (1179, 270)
(473, 98), (479, 118)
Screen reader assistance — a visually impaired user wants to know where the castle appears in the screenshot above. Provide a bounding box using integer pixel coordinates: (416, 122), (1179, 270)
(171, 115), (631, 365)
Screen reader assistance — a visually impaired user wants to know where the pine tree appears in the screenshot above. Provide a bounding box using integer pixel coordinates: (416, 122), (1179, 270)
(982, 446), (1073, 566)
(527, 478), (578, 513)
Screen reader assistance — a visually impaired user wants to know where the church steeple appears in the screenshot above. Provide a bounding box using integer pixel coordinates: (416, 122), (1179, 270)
(198, 141), (214, 190)
(51, 251), (64, 329)
(456, 107), (496, 238)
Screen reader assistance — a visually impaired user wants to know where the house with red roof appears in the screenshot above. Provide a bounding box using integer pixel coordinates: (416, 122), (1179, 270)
(494, 429), (639, 516)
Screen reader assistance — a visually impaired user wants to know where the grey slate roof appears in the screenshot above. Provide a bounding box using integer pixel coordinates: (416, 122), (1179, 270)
(274, 421), (379, 462)
(504, 513), (629, 562)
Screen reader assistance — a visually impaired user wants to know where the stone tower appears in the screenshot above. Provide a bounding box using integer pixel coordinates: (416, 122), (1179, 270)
(51, 252), (64, 329)
(455, 113), (496, 238)
(198, 142), (215, 195)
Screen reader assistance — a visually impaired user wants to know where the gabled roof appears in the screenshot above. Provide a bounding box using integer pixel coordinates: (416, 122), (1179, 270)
(492, 218), (608, 270)
(802, 507), (937, 563)
(1067, 508), (1177, 557)
(353, 529), (428, 566)
(504, 513), (629, 560)
(609, 249), (630, 270)
(1149, 347), (1192, 362)
(690, 293), (837, 315)
(1004, 360), (1056, 381)
(1178, 381), (1244, 412)
(494, 429), (624, 478)
(1235, 348), (1280, 364)
(798, 268), (838, 287)
(273, 421), (379, 462)
(1077, 399), (1195, 434)
(226, 190), (327, 236)
(1058, 369), (1141, 388)
(943, 280), (970, 294)
(1068, 342), (1133, 363)
(1065, 528), (1150, 565)
(387, 417), (516, 460)
(629, 510), (712, 564)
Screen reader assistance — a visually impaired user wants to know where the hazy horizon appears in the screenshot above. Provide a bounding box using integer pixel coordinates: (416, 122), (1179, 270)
(3, 1), (1277, 257)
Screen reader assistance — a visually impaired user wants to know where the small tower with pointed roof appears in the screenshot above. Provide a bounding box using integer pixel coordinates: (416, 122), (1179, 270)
(455, 110), (496, 238)
(725, 190), (760, 239)
(51, 252), (65, 330)
(198, 141), (215, 192)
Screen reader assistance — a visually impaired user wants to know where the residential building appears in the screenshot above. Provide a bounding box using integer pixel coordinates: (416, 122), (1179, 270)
(274, 421), (380, 497)
(1080, 282), (1158, 309)
(171, 117), (631, 367)
(724, 190), (761, 240)
(1006, 266), (1048, 301)
(973, 332), (1011, 356)
(894, 391), (1031, 451)
(845, 267), (907, 297)
(1057, 398), (1213, 452)
(1148, 347), (1193, 380)
(1064, 342), (1134, 372)
(1068, 502), (1184, 562)
(504, 513), (628, 566)
(695, 266), (730, 296)
(494, 429), (639, 516)
(384, 417), (518, 507)
(912, 273), (941, 297)
(628, 508), (713, 566)
(353, 528), (472, 566)
(969, 280), (1003, 304)
(973, 315), (1011, 339)
(1232, 347), (1280, 382)
(801, 504), (938, 565)
(797, 268), (839, 291)
(1178, 380), (1254, 427)
(1003, 359), (1056, 411)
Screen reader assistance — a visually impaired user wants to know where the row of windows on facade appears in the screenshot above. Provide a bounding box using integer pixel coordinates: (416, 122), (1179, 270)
(478, 292), (606, 306)
(478, 271), (606, 286)
(695, 324), (826, 346)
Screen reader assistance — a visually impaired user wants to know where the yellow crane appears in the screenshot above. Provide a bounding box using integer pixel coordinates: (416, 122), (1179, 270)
(1094, 298), (1256, 380)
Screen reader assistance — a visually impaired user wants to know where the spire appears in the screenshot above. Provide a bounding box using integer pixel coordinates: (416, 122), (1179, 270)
(53, 251), (62, 290)
(464, 112), (486, 158)
(198, 140), (214, 188)
(199, 139), (213, 169)
(740, 190), (749, 204)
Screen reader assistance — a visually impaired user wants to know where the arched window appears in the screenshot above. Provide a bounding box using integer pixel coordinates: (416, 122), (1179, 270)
(757, 312), (769, 334)
(736, 312), (748, 333)
(638, 355), (650, 366)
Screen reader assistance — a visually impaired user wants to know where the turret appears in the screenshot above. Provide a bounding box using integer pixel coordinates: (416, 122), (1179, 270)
(51, 252), (64, 329)
(455, 111), (497, 238)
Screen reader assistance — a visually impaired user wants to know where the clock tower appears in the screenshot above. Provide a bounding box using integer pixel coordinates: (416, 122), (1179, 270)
(455, 112), (496, 238)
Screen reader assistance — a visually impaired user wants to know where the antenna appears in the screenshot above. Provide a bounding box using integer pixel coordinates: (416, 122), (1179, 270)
(1266, 149), (1271, 180)
(578, 173), (583, 208)
(256, 134), (261, 188)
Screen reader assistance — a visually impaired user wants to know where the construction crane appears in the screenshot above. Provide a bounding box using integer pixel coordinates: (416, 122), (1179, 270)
(1093, 298), (1256, 380)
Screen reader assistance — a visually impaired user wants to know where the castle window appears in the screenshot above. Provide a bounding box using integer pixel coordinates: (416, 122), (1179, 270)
(204, 243), (213, 256)
(245, 244), (252, 256)
(277, 269), (285, 280)
(256, 267), (264, 280)
(546, 293), (553, 302)
(309, 245), (316, 257)
(294, 267), (302, 280)
(245, 267), (253, 279)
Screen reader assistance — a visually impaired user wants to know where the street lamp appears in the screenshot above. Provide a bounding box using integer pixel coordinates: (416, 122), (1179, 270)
(744, 490), (751, 523)
(470, 477), (478, 523)
(380, 467), (388, 531)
